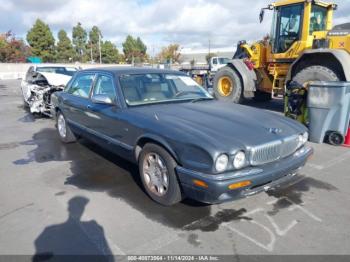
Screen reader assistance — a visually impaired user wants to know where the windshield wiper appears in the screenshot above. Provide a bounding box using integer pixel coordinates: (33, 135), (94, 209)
(191, 97), (214, 103)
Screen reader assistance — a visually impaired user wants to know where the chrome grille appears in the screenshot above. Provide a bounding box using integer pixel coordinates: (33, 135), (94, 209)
(250, 135), (299, 166)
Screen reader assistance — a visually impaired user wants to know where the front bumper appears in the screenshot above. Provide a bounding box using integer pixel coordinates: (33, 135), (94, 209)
(176, 146), (313, 204)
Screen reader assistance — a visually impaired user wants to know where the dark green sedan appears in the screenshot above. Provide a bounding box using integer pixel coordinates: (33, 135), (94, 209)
(51, 67), (312, 206)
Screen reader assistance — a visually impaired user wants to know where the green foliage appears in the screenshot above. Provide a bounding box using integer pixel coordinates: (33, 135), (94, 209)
(88, 26), (102, 62)
(122, 35), (147, 63)
(101, 41), (120, 63)
(56, 30), (74, 62)
(72, 22), (87, 61)
(206, 52), (217, 63)
(0, 31), (31, 62)
(26, 19), (55, 62)
(156, 44), (181, 64)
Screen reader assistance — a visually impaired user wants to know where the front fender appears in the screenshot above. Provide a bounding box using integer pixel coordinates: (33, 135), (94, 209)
(228, 59), (257, 96)
(135, 134), (180, 163)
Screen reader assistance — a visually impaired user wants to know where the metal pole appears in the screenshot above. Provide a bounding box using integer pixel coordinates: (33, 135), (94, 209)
(98, 34), (102, 64)
(90, 43), (93, 63)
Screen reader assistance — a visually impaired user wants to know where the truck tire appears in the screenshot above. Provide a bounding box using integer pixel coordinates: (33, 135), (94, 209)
(213, 66), (243, 103)
(293, 65), (340, 86)
(253, 90), (272, 102)
(139, 143), (183, 206)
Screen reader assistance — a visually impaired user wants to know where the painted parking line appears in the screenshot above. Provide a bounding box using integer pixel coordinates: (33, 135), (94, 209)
(224, 197), (322, 252)
(307, 150), (350, 171)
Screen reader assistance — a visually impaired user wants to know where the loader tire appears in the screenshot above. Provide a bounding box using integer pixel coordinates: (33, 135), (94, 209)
(293, 65), (340, 86)
(214, 66), (243, 104)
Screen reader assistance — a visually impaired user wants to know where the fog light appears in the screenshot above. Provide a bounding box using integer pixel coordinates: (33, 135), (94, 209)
(228, 180), (251, 190)
(193, 179), (208, 188)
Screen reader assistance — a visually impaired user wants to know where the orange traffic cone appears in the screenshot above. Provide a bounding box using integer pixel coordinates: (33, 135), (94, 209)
(343, 126), (350, 147)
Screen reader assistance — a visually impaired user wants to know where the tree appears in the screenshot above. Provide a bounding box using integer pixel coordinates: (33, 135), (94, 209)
(56, 29), (74, 62)
(26, 19), (55, 62)
(122, 35), (147, 63)
(205, 52), (217, 63)
(156, 44), (181, 64)
(101, 41), (120, 63)
(88, 26), (102, 62)
(72, 22), (87, 62)
(0, 31), (31, 62)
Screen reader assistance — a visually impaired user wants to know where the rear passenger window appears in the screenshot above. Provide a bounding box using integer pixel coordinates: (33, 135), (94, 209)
(68, 74), (95, 98)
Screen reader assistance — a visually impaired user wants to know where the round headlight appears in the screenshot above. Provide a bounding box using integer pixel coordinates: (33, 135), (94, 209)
(302, 132), (309, 143)
(298, 132), (308, 148)
(215, 154), (228, 172)
(233, 151), (246, 169)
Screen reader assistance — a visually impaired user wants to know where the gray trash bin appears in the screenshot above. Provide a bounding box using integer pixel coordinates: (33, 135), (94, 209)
(307, 81), (350, 145)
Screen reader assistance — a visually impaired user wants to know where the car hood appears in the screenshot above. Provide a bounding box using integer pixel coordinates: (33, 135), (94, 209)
(131, 100), (306, 152)
(38, 72), (71, 86)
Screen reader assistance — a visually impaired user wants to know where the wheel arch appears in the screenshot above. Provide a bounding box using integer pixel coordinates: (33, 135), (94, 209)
(226, 59), (257, 97)
(287, 49), (350, 83)
(135, 135), (180, 164)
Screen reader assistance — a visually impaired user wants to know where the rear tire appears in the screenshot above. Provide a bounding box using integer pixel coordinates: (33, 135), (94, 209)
(56, 111), (76, 143)
(293, 65), (340, 86)
(139, 143), (182, 206)
(213, 66), (243, 103)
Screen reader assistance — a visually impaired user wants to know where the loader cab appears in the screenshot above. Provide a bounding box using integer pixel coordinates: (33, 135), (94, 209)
(266, 0), (335, 57)
(270, 3), (304, 54)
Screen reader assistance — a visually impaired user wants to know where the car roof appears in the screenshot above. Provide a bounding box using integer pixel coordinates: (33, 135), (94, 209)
(80, 66), (186, 76)
(33, 64), (80, 69)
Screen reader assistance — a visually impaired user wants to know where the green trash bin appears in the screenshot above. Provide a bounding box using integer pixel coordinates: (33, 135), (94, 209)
(307, 81), (350, 145)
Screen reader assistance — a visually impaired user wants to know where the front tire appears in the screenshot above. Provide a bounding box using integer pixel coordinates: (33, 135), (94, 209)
(56, 111), (76, 143)
(293, 65), (340, 85)
(139, 143), (182, 206)
(213, 66), (243, 103)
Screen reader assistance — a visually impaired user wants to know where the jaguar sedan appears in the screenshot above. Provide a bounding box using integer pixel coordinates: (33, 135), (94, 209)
(51, 67), (312, 206)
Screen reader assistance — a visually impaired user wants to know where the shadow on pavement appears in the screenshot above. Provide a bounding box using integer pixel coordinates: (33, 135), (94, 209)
(32, 196), (114, 262)
(14, 128), (213, 230)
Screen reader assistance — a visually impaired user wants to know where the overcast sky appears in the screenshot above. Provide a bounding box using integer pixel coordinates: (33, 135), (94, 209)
(1, 0), (349, 53)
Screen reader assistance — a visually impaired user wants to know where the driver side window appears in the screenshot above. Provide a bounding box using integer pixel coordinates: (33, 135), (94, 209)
(274, 4), (303, 53)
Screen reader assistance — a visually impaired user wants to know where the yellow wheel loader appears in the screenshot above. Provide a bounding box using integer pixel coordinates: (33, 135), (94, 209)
(213, 0), (350, 105)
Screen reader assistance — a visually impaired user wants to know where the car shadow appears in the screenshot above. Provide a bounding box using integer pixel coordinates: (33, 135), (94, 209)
(32, 196), (114, 262)
(14, 128), (212, 230)
(242, 97), (284, 114)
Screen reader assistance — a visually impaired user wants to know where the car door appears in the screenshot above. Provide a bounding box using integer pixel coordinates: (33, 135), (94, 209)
(85, 73), (132, 154)
(61, 72), (96, 130)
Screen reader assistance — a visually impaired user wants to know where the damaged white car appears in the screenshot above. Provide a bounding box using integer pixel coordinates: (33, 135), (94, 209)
(21, 65), (79, 116)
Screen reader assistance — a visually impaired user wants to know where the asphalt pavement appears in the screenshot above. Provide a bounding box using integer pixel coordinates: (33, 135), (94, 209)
(0, 80), (350, 261)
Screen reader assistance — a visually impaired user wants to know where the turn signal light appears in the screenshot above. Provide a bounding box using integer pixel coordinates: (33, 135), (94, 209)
(228, 181), (251, 190)
(193, 179), (209, 188)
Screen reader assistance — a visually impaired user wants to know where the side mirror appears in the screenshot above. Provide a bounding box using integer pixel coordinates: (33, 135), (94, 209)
(91, 94), (114, 105)
(259, 9), (265, 23)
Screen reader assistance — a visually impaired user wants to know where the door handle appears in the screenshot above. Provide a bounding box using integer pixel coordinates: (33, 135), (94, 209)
(87, 105), (92, 109)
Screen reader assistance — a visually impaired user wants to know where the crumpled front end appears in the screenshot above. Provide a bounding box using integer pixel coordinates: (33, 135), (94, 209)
(22, 72), (70, 116)
(25, 84), (63, 116)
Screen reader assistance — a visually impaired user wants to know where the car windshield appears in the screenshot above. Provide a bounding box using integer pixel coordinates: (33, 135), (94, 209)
(36, 67), (77, 76)
(218, 58), (230, 64)
(119, 73), (213, 106)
